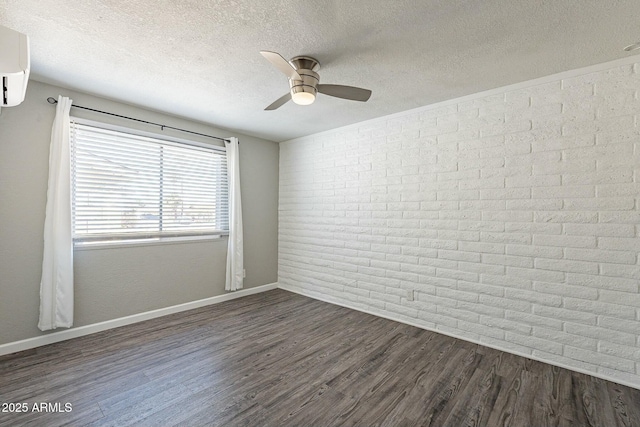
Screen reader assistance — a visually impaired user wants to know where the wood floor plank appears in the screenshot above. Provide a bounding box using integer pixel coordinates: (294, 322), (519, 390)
(608, 381), (640, 427)
(530, 365), (576, 427)
(1, 289), (638, 427)
(389, 345), (484, 427)
(485, 365), (539, 427)
(442, 360), (503, 427)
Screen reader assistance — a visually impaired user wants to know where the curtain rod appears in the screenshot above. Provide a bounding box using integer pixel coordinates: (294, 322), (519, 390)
(46, 97), (230, 143)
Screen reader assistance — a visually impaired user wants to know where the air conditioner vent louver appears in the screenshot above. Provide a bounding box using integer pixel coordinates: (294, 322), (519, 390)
(0, 25), (30, 107)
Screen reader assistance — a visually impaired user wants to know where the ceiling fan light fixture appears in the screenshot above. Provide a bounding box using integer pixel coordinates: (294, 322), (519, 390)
(291, 91), (316, 105)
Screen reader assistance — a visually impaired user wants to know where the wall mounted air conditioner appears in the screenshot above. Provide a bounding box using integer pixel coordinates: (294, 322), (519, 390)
(0, 25), (30, 107)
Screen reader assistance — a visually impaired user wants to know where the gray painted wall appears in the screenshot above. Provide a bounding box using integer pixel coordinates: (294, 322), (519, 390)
(0, 80), (279, 345)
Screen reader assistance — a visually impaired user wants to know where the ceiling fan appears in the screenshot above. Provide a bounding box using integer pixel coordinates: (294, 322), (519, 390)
(260, 51), (372, 110)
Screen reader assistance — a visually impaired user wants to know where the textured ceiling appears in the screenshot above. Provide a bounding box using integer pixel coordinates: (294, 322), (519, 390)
(2, 0), (640, 142)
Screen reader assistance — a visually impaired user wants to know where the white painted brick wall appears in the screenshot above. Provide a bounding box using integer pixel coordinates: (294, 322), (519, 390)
(278, 59), (640, 388)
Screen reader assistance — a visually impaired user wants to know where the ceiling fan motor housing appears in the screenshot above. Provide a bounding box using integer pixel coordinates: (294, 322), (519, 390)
(288, 56), (320, 101)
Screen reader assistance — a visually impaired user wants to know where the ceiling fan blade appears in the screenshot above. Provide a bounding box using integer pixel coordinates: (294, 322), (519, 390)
(317, 84), (372, 102)
(265, 93), (291, 110)
(260, 51), (302, 80)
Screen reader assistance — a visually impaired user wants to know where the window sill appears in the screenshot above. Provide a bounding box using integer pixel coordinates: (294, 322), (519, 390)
(73, 234), (226, 251)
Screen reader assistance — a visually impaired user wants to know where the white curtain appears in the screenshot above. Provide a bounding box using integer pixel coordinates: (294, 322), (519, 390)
(38, 96), (74, 330)
(224, 137), (244, 291)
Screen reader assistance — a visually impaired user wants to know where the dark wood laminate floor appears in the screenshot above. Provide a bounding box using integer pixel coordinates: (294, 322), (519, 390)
(1, 289), (639, 427)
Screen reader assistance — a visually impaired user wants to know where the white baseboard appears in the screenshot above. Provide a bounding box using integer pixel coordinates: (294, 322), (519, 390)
(277, 283), (640, 391)
(0, 283), (278, 357)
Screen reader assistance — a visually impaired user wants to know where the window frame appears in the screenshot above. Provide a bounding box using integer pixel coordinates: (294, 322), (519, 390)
(69, 116), (229, 249)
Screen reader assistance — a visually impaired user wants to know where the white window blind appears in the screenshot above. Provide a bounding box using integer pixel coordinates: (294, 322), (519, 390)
(70, 119), (229, 243)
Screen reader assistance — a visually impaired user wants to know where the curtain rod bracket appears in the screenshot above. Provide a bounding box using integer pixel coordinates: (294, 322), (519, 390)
(46, 96), (231, 143)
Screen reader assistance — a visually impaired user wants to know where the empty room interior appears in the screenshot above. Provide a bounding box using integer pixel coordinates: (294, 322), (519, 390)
(1, 1), (640, 426)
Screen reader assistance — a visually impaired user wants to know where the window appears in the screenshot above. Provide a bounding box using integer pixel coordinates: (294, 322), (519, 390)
(70, 118), (229, 245)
